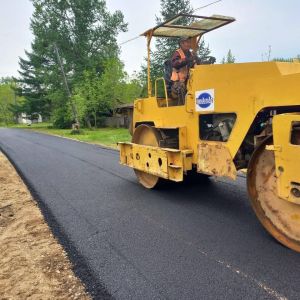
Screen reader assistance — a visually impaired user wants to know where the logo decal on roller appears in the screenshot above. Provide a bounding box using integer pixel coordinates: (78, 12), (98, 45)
(195, 89), (215, 112)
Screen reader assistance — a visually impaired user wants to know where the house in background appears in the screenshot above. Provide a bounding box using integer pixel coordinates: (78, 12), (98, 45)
(17, 113), (31, 125)
(105, 103), (133, 129)
(17, 112), (42, 125)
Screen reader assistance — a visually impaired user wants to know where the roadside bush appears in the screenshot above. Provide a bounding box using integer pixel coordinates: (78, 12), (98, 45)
(52, 106), (73, 129)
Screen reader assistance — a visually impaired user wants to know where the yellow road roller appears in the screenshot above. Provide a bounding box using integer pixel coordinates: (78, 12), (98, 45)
(118, 13), (300, 252)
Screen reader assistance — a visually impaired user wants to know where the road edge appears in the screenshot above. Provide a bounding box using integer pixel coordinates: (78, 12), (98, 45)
(0, 145), (114, 300)
(19, 127), (119, 151)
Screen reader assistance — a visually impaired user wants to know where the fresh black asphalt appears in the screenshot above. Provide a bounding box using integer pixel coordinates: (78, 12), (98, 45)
(0, 128), (299, 300)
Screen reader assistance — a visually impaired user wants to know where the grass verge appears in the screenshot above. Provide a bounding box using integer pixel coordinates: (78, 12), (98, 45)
(8, 123), (131, 149)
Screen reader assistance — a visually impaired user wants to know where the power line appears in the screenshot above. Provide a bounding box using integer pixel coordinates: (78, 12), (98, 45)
(120, 35), (141, 46)
(193, 0), (223, 13)
(119, 0), (224, 46)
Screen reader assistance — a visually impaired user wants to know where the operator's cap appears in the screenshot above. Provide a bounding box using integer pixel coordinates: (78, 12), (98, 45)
(179, 36), (191, 44)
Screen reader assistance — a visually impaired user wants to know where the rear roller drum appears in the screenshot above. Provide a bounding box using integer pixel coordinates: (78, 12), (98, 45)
(247, 136), (300, 252)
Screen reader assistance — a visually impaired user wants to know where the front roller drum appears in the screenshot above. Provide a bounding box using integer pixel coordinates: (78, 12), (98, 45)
(247, 136), (300, 252)
(132, 125), (163, 189)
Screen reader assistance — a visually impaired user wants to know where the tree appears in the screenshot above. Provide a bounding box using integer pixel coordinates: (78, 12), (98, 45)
(273, 58), (293, 63)
(150, 0), (193, 81)
(18, 0), (127, 128)
(221, 49), (236, 64)
(261, 45), (272, 62)
(18, 50), (50, 117)
(72, 58), (142, 128)
(73, 59), (124, 127)
(140, 0), (212, 93)
(120, 72), (143, 104)
(0, 79), (24, 125)
(273, 55), (300, 62)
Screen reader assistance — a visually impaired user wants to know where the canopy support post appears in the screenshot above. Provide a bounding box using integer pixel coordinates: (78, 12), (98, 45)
(147, 32), (153, 98)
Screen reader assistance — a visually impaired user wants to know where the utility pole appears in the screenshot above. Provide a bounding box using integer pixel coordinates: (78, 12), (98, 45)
(53, 42), (80, 129)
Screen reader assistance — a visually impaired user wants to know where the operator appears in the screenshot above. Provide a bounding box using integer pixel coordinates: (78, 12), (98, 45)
(170, 36), (196, 103)
(169, 36), (216, 104)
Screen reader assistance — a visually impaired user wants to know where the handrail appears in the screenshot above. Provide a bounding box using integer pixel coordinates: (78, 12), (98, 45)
(155, 78), (169, 107)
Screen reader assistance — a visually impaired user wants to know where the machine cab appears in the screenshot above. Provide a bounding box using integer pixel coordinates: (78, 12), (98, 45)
(141, 13), (235, 107)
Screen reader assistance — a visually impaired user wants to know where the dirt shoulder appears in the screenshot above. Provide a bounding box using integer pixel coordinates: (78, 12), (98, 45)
(0, 152), (90, 300)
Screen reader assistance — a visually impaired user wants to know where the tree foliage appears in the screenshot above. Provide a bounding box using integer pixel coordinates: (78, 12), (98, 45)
(221, 49), (236, 64)
(18, 50), (50, 117)
(73, 58), (124, 127)
(273, 55), (300, 62)
(140, 0), (212, 91)
(0, 78), (24, 125)
(73, 59), (142, 128)
(18, 0), (128, 128)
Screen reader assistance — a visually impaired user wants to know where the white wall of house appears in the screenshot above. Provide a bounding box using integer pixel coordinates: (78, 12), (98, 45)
(17, 113), (42, 125)
(17, 113), (29, 124)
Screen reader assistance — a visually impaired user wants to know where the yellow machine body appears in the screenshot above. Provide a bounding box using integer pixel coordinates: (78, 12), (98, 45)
(118, 13), (300, 252)
(269, 113), (300, 204)
(120, 62), (300, 196)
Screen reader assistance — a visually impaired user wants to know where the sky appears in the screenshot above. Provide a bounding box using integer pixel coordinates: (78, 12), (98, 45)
(1, 0), (300, 78)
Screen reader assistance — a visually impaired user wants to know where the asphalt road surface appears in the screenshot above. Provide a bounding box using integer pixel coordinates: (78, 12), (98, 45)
(0, 128), (300, 300)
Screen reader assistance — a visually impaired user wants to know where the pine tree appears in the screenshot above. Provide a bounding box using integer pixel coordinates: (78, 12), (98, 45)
(140, 0), (213, 92)
(17, 50), (50, 117)
(221, 49), (236, 64)
(151, 0), (193, 81)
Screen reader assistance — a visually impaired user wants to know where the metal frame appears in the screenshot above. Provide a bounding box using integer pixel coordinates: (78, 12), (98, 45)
(142, 13), (235, 37)
(142, 13), (235, 97)
(155, 78), (169, 107)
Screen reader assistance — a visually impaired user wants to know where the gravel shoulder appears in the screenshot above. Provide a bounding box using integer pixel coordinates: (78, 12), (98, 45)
(0, 151), (90, 300)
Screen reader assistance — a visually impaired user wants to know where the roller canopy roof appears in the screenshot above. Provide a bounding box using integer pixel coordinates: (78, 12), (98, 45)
(142, 13), (235, 38)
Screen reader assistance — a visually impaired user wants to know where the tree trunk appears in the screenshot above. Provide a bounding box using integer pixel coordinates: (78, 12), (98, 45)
(93, 111), (97, 128)
(85, 116), (92, 129)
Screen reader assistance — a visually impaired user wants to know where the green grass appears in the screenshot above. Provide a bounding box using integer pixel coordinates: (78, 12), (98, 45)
(8, 123), (131, 149)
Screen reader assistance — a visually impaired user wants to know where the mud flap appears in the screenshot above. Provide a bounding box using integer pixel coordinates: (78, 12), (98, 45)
(197, 142), (237, 179)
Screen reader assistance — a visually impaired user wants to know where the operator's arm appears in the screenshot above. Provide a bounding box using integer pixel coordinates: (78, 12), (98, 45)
(171, 51), (193, 69)
(194, 55), (216, 65)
